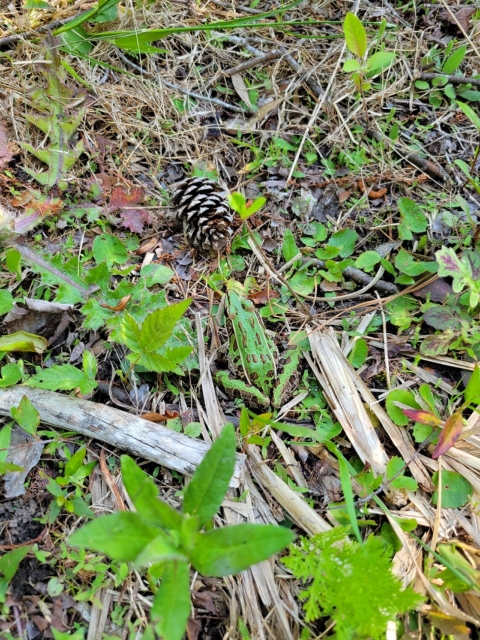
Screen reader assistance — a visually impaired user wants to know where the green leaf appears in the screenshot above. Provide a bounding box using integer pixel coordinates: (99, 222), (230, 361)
(26, 364), (98, 395)
(121, 456), (183, 530)
(228, 192), (247, 215)
(92, 234), (128, 268)
(10, 395), (40, 435)
(151, 560), (190, 640)
(0, 363), (23, 388)
(386, 389), (421, 426)
(397, 197), (427, 240)
(456, 100), (480, 131)
(366, 51), (395, 72)
(64, 447), (87, 477)
(343, 59), (361, 72)
(465, 365), (480, 405)
(0, 545), (31, 582)
(442, 45), (466, 74)
(0, 331), (47, 354)
(0, 290), (13, 315)
(354, 251), (381, 272)
(183, 423), (236, 527)
(327, 229), (358, 258)
(60, 26), (93, 55)
(0, 461), (23, 474)
(133, 533), (185, 566)
(343, 12), (367, 58)
(69, 511), (160, 561)
(328, 443), (361, 543)
(244, 196), (266, 218)
(386, 456), (418, 491)
(140, 263), (175, 287)
(82, 349), (98, 381)
(432, 470), (472, 508)
(282, 229), (300, 263)
(190, 524), (294, 576)
(140, 300), (191, 352)
(348, 338), (368, 368)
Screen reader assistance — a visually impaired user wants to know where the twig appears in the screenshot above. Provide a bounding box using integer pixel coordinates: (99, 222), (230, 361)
(302, 257), (397, 296)
(224, 50), (283, 76)
(115, 50), (249, 114)
(420, 72), (480, 88)
(366, 127), (450, 182)
(208, 0), (266, 15)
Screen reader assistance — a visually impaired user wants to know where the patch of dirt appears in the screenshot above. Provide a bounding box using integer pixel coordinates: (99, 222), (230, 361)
(0, 493), (50, 546)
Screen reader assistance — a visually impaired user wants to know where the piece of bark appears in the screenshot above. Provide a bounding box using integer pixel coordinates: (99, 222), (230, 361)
(0, 387), (245, 488)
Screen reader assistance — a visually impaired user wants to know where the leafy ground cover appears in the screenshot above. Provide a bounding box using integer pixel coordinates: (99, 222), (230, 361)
(0, 0), (480, 638)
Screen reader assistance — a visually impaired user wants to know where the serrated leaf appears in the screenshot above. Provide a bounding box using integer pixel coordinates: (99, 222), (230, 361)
(92, 234), (128, 268)
(343, 12), (367, 58)
(183, 423), (236, 527)
(140, 299), (192, 352)
(26, 364), (97, 394)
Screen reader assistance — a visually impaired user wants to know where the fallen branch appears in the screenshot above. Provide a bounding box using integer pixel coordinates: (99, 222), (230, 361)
(0, 387), (246, 487)
(420, 72), (480, 88)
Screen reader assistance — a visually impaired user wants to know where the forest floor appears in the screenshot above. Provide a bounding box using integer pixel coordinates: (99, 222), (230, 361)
(1, 0), (480, 638)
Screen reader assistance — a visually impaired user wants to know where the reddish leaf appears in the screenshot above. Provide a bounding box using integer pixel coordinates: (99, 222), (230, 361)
(109, 186), (144, 210)
(100, 295), (131, 312)
(119, 207), (152, 233)
(401, 408), (442, 426)
(432, 412), (464, 458)
(247, 290), (280, 305)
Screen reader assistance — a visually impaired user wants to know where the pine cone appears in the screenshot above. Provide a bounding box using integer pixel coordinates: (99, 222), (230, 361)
(172, 177), (234, 251)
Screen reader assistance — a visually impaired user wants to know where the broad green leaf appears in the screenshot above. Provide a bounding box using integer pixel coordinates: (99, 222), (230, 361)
(141, 264), (175, 287)
(137, 352), (183, 374)
(92, 234), (128, 268)
(397, 197), (427, 240)
(151, 560), (190, 640)
(69, 511), (160, 561)
(343, 59), (361, 72)
(348, 338), (368, 368)
(442, 45), (466, 74)
(287, 272), (316, 297)
(0, 546), (31, 582)
(190, 524), (294, 576)
(82, 349), (98, 380)
(121, 456), (183, 530)
(183, 423), (236, 527)
(386, 389), (421, 426)
(60, 26), (93, 55)
(432, 470), (472, 508)
(0, 290), (13, 315)
(228, 192), (247, 214)
(327, 229), (358, 258)
(366, 51), (395, 72)
(0, 363), (23, 388)
(244, 196), (266, 218)
(26, 364), (98, 395)
(343, 13), (367, 58)
(465, 365), (480, 405)
(140, 299), (191, 352)
(354, 251), (381, 272)
(10, 395), (40, 435)
(282, 229), (300, 263)
(118, 314), (144, 353)
(0, 331), (47, 354)
(0, 425), (12, 462)
(54, 0), (120, 34)
(456, 100), (480, 131)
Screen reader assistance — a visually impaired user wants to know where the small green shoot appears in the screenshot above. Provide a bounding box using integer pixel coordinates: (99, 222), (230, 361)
(228, 192), (266, 220)
(343, 13), (395, 93)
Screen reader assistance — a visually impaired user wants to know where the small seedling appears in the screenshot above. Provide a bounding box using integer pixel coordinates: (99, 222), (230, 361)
(69, 424), (294, 640)
(228, 192), (266, 220)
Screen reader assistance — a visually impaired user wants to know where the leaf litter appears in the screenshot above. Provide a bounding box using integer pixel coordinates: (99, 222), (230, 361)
(1, 0), (480, 638)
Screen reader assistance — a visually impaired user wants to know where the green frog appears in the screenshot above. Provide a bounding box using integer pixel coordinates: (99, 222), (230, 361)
(216, 290), (302, 409)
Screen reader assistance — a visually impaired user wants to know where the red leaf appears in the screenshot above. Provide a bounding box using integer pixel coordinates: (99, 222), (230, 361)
(401, 408), (442, 426)
(432, 412), (464, 458)
(109, 186), (144, 209)
(119, 208), (152, 232)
